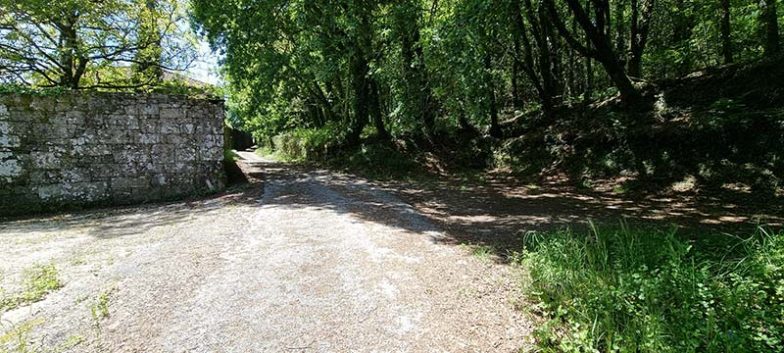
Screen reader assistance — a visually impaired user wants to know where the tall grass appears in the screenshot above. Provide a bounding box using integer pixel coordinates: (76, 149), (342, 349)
(519, 224), (784, 353)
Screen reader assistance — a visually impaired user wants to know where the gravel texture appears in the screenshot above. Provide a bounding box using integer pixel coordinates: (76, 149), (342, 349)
(0, 152), (531, 352)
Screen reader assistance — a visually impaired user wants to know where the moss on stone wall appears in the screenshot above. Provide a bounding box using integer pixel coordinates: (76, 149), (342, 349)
(0, 91), (226, 217)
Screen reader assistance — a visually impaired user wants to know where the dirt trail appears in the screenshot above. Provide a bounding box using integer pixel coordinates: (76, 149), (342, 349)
(0, 152), (531, 352)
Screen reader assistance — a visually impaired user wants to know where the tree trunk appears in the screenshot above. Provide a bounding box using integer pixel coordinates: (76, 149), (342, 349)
(311, 82), (337, 122)
(511, 0), (547, 112)
(672, 0), (696, 75)
(720, 0), (733, 63)
(628, 0), (654, 78)
(397, 3), (436, 137)
(511, 58), (524, 111)
(415, 41), (436, 136)
(484, 54), (502, 139)
(547, 0), (641, 104)
(536, 3), (559, 107)
(522, 0), (558, 115)
(135, 0), (164, 83)
(346, 8), (372, 146)
(368, 79), (390, 139)
(58, 19), (78, 88)
(760, 0), (781, 56)
(508, 1), (525, 106)
(614, 0), (626, 58)
(347, 54), (369, 146)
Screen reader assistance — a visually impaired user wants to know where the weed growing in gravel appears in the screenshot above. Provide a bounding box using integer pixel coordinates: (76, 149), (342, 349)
(518, 224), (784, 353)
(459, 243), (496, 261)
(89, 289), (112, 332)
(0, 320), (85, 353)
(55, 335), (84, 351)
(0, 318), (44, 353)
(0, 264), (62, 313)
(470, 244), (494, 261)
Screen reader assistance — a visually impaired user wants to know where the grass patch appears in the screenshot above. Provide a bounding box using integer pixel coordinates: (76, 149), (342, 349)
(0, 264), (62, 313)
(0, 318), (44, 353)
(518, 223), (784, 353)
(89, 288), (113, 333)
(223, 148), (240, 162)
(0, 321), (85, 353)
(463, 243), (495, 261)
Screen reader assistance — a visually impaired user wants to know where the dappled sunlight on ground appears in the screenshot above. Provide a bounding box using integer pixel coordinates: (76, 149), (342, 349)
(230, 151), (782, 264)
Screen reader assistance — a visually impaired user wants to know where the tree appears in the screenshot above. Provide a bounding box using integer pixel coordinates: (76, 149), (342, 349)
(0, 0), (194, 88)
(393, 1), (437, 137)
(759, 0), (780, 56)
(345, 0), (375, 145)
(189, 0), (782, 156)
(133, 0), (165, 84)
(720, 0), (733, 63)
(627, 0), (655, 77)
(544, 0), (642, 103)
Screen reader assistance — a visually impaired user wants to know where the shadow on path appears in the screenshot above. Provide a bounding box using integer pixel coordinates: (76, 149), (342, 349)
(4, 152), (781, 263)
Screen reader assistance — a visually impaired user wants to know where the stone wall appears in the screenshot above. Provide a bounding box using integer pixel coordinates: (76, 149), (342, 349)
(0, 92), (225, 216)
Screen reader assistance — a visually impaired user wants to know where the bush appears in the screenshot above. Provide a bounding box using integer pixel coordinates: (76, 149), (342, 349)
(520, 224), (784, 353)
(329, 142), (422, 179)
(271, 124), (341, 161)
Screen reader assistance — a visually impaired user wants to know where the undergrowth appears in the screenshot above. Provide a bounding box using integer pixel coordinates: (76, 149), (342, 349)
(518, 224), (784, 352)
(0, 264), (62, 313)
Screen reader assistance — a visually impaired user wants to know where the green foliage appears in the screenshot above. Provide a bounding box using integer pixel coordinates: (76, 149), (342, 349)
(270, 123), (343, 162)
(328, 142), (422, 180)
(90, 291), (111, 322)
(0, 318), (44, 353)
(189, 0), (782, 195)
(0, 0), (196, 88)
(0, 264), (62, 313)
(0, 84), (68, 96)
(146, 79), (224, 98)
(519, 224), (784, 353)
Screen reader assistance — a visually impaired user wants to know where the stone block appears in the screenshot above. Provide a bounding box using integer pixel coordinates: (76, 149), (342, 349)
(142, 103), (160, 117)
(36, 181), (108, 202)
(0, 133), (20, 148)
(0, 92), (226, 216)
(201, 146), (224, 161)
(0, 151), (23, 181)
(176, 147), (197, 162)
(138, 133), (160, 144)
(160, 121), (180, 134)
(163, 134), (187, 144)
(151, 144), (176, 160)
(110, 176), (150, 191)
(31, 151), (61, 169)
(160, 107), (183, 120)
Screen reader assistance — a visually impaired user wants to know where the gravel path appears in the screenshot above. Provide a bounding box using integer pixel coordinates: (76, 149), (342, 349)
(0, 152), (531, 352)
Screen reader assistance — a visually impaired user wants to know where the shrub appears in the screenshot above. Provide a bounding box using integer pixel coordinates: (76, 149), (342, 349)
(519, 224), (784, 353)
(271, 123), (342, 161)
(330, 142), (421, 180)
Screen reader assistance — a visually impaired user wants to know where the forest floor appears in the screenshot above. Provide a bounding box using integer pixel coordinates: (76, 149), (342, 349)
(1, 151), (781, 352)
(386, 170), (784, 261)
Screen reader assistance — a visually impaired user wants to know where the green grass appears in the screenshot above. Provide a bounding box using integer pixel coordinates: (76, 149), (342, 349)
(518, 223), (784, 353)
(0, 318), (44, 353)
(89, 288), (113, 332)
(463, 243), (494, 261)
(91, 291), (111, 320)
(0, 320), (84, 353)
(223, 148), (240, 162)
(0, 264), (62, 313)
